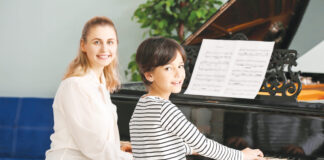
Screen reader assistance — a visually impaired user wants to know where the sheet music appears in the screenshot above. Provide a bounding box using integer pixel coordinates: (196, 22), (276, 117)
(184, 39), (274, 99)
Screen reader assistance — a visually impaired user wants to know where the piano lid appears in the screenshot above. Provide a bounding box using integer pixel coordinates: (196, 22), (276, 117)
(294, 40), (324, 74)
(183, 0), (309, 49)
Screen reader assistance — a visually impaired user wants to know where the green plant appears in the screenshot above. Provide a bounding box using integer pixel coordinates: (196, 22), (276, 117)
(125, 0), (223, 81)
(124, 53), (141, 81)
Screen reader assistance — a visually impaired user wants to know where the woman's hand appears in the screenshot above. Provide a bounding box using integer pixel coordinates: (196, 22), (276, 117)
(242, 147), (265, 160)
(120, 141), (132, 153)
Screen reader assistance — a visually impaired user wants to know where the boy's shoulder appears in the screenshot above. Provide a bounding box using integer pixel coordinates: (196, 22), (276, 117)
(139, 96), (176, 109)
(139, 96), (171, 105)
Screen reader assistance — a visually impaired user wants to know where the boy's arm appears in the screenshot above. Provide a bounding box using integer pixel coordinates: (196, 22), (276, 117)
(160, 102), (242, 160)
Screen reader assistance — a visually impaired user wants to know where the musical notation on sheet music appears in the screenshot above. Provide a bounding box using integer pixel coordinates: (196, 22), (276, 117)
(185, 39), (274, 99)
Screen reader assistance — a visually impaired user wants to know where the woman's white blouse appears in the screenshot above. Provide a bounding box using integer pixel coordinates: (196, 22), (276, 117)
(46, 70), (132, 160)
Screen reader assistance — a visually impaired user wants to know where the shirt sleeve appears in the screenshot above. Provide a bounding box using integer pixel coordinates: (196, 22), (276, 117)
(160, 102), (242, 160)
(55, 79), (132, 160)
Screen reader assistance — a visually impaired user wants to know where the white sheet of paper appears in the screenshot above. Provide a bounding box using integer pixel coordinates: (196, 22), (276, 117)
(184, 39), (275, 99)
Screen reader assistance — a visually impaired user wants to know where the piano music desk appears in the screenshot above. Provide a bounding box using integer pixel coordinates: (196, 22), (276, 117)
(258, 84), (324, 101)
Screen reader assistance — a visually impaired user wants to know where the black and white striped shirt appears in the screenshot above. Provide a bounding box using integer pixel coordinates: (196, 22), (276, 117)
(129, 96), (242, 160)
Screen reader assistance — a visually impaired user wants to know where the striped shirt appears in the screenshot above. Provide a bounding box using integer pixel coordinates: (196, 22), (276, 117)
(129, 96), (242, 160)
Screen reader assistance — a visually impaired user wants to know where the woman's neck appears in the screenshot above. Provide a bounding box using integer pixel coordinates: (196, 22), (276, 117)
(90, 67), (104, 83)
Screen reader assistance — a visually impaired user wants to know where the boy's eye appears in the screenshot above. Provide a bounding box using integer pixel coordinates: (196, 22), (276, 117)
(165, 67), (172, 71)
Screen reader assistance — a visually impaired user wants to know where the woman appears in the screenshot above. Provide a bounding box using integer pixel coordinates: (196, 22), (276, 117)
(46, 16), (132, 160)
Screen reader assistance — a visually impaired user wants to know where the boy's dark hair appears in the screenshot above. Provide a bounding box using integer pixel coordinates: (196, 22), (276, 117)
(136, 37), (187, 85)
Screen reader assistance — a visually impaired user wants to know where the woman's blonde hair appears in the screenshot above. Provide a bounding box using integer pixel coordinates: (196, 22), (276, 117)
(63, 16), (120, 92)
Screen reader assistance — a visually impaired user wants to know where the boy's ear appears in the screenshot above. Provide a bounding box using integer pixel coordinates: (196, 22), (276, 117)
(144, 72), (154, 82)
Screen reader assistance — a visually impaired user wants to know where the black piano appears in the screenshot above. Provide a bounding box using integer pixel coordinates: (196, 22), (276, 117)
(112, 0), (324, 159)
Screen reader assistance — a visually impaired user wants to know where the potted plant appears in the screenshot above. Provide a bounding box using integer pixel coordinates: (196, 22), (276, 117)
(125, 0), (223, 81)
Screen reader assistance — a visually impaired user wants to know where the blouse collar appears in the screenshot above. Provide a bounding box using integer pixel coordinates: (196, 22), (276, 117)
(85, 69), (106, 86)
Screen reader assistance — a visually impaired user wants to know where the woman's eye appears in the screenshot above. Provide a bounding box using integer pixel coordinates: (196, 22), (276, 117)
(165, 67), (172, 71)
(94, 41), (100, 45)
(107, 41), (114, 45)
(179, 65), (184, 69)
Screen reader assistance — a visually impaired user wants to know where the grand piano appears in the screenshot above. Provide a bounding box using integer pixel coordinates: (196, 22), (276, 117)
(112, 0), (324, 159)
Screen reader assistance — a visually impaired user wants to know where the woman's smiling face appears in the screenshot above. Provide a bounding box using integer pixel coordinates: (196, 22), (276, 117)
(81, 25), (118, 71)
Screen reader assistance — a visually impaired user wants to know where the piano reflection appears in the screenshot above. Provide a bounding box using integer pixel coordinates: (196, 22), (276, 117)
(111, 0), (324, 159)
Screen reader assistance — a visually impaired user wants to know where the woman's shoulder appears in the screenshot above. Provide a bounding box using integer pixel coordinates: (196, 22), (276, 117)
(58, 76), (87, 90)
(54, 76), (89, 100)
(62, 76), (81, 82)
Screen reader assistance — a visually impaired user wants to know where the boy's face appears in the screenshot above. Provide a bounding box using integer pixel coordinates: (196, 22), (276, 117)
(146, 51), (185, 99)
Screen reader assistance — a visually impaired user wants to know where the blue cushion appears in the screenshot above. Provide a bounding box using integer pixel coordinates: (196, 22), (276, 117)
(18, 98), (54, 127)
(15, 128), (52, 158)
(0, 97), (54, 159)
(14, 98), (54, 158)
(0, 98), (20, 127)
(0, 98), (20, 157)
(0, 158), (43, 160)
(0, 128), (14, 157)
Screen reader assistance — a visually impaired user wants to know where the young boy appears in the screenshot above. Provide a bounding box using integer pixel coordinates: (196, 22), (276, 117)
(129, 37), (265, 160)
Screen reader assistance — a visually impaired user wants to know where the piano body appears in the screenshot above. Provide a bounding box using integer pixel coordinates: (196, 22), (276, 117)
(112, 0), (324, 159)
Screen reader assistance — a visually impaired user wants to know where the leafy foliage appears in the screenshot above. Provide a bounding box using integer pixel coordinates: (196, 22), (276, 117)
(133, 0), (222, 41)
(125, 0), (223, 81)
(124, 53), (141, 81)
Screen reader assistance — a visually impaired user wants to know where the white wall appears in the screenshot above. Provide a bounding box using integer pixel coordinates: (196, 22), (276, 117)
(0, 0), (146, 98)
(289, 0), (324, 57)
(0, 0), (323, 98)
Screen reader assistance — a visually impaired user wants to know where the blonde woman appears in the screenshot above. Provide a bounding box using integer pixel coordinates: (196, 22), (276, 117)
(45, 16), (132, 160)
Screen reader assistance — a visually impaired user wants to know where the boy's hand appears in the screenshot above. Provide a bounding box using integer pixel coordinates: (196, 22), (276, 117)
(242, 147), (265, 160)
(192, 151), (199, 155)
